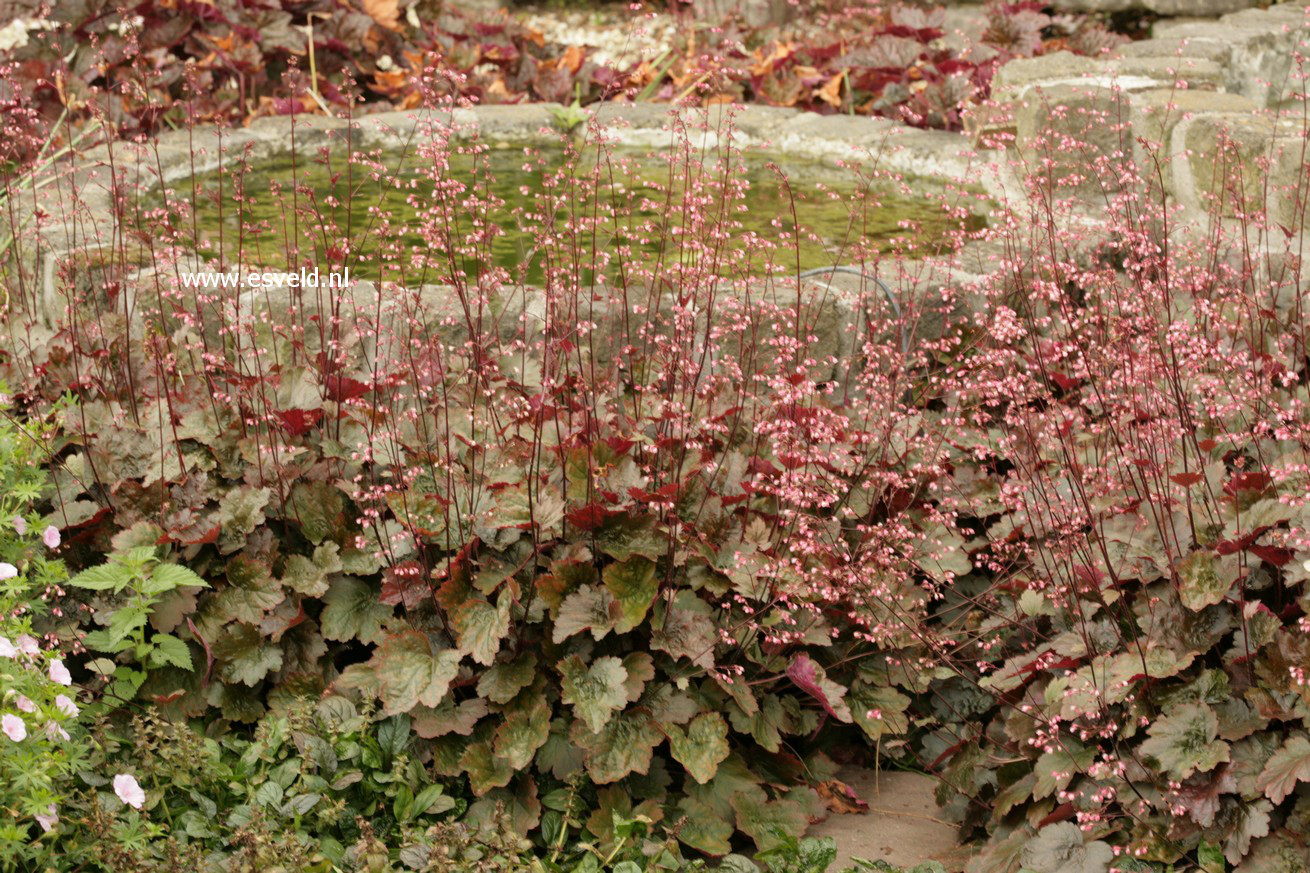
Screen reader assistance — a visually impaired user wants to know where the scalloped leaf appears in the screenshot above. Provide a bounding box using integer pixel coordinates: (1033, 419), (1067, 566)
(572, 708), (663, 784)
(282, 543), (341, 597)
(552, 584), (620, 643)
(1178, 551), (1232, 611)
(453, 592), (511, 666)
(1255, 735), (1310, 805)
(675, 797), (734, 856)
(321, 576), (393, 645)
(373, 630), (462, 715)
(667, 711), (730, 784)
(560, 654), (629, 733)
(477, 653), (538, 705)
(602, 557), (659, 633)
(651, 590), (717, 669)
(215, 556), (284, 624)
(212, 623), (284, 686)
(1139, 702), (1230, 781)
(494, 691), (551, 770)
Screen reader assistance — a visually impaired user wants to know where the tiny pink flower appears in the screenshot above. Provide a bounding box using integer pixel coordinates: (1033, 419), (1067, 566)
(43, 721), (68, 741)
(15, 635), (38, 655)
(2, 714), (26, 742)
(12, 516), (26, 536)
(48, 659), (71, 686)
(113, 773), (145, 809)
(34, 804), (57, 833)
(0, 563), (16, 580)
(42, 526), (60, 549)
(54, 694), (78, 717)
(14, 694), (34, 713)
(0, 637), (15, 659)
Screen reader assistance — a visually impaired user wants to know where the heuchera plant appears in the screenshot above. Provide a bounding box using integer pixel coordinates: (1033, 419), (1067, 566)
(7, 95), (966, 856)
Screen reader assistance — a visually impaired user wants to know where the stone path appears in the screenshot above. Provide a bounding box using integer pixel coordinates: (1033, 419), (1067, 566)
(807, 768), (961, 872)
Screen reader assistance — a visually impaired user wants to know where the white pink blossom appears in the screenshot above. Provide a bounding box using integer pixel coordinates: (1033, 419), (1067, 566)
(0, 563), (16, 580)
(54, 694), (78, 717)
(48, 659), (71, 686)
(12, 516), (26, 535)
(113, 773), (145, 808)
(42, 526), (60, 549)
(15, 635), (38, 655)
(34, 804), (57, 832)
(0, 637), (15, 659)
(14, 694), (34, 713)
(2, 713), (26, 742)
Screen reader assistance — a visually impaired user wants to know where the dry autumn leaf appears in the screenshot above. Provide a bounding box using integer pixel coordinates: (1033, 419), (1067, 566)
(362, 0), (401, 31)
(817, 779), (869, 815)
(815, 71), (844, 107)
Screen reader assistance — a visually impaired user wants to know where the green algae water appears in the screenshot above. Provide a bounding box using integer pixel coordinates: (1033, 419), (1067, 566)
(168, 145), (980, 283)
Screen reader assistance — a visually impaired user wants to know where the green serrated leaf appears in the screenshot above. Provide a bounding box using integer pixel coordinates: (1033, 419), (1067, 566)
(1139, 702), (1230, 781)
(477, 653), (538, 705)
(321, 576), (392, 645)
(373, 630), (462, 715)
(1255, 735), (1310, 805)
(602, 558), (658, 634)
(453, 593), (510, 667)
(149, 563), (210, 591)
(150, 633), (193, 670)
(493, 692), (551, 770)
(68, 562), (132, 592)
(572, 708), (663, 784)
(213, 623), (284, 686)
(560, 655), (629, 733)
(667, 711), (730, 784)
(552, 584), (620, 643)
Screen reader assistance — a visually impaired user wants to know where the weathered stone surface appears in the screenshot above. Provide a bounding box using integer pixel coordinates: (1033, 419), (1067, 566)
(992, 52), (1104, 94)
(1108, 56), (1225, 91)
(1153, 13), (1304, 105)
(1128, 89), (1260, 195)
(691, 0), (794, 28)
(1051, 0), (1258, 13)
(1178, 114), (1304, 222)
(471, 104), (563, 143)
(1113, 37), (1232, 64)
(1009, 83), (1134, 192)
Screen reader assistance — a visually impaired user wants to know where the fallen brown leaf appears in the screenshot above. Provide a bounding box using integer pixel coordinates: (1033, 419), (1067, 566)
(817, 779), (869, 815)
(362, 0), (401, 31)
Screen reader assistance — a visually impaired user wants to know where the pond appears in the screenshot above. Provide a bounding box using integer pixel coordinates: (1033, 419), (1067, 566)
(154, 142), (983, 285)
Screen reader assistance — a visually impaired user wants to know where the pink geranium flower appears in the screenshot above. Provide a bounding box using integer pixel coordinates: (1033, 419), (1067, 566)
(48, 659), (71, 686)
(113, 774), (145, 809)
(0, 637), (15, 659)
(54, 694), (78, 717)
(0, 563), (16, 580)
(2, 714), (26, 742)
(14, 694), (34, 713)
(12, 516), (26, 535)
(34, 804), (57, 833)
(15, 635), (38, 655)
(42, 526), (60, 549)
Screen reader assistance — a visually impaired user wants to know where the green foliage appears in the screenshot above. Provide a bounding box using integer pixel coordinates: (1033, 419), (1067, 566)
(45, 702), (461, 872)
(0, 395), (85, 869)
(68, 549), (209, 707)
(29, 375), (925, 856)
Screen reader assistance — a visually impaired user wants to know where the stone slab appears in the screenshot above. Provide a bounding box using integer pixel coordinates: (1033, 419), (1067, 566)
(806, 768), (961, 872)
